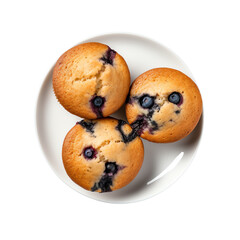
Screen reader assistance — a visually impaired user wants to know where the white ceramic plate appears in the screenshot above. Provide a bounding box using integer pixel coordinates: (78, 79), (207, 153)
(36, 33), (203, 203)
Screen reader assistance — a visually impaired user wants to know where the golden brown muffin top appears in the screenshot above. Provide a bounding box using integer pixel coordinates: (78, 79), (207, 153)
(62, 118), (144, 192)
(53, 42), (130, 119)
(126, 68), (202, 143)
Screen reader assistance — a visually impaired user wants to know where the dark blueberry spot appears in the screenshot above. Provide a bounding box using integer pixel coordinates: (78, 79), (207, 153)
(168, 92), (183, 105)
(98, 175), (112, 192)
(91, 183), (98, 192)
(149, 120), (159, 132)
(83, 146), (96, 160)
(91, 162), (120, 193)
(169, 119), (173, 122)
(77, 120), (95, 133)
(116, 120), (139, 143)
(130, 116), (148, 136)
(175, 110), (181, 114)
(90, 95), (106, 118)
(91, 175), (112, 192)
(84, 148), (93, 158)
(147, 103), (160, 119)
(131, 112), (160, 136)
(132, 94), (160, 133)
(149, 121), (163, 134)
(126, 94), (160, 135)
(100, 47), (116, 65)
(147, 109), (154, 118)
(139, 95), (154, 109)
(93, 96), (103, 107)
(105, 162), (118, 175)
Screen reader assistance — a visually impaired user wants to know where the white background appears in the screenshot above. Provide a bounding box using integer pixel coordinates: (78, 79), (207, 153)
(1, 0), (240, 239)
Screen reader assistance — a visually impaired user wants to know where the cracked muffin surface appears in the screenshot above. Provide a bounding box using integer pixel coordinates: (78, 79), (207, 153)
(62, 118), (144, 192)
(53, 42), (130, 119)
(126, 68), (202, 143)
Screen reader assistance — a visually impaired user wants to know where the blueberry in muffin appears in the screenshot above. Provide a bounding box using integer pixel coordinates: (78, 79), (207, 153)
(62, 118), (144, 192)
(126, 68), (202, 143)
(53, 42), (130, 119)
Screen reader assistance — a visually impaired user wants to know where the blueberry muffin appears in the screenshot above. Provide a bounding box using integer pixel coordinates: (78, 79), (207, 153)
(62, 118), (144, 192)
(53, 42), (130, 119)
(126, 68), (202, 143)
